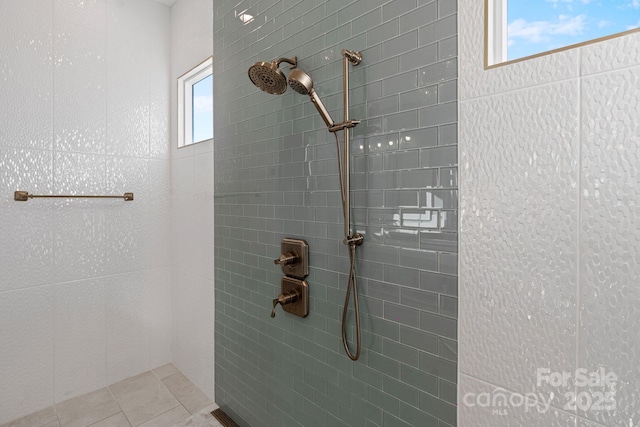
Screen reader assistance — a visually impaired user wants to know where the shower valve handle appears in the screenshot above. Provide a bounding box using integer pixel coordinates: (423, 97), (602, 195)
(274, 239), (309, 278)
(274, 252), (298, 266)
(270, 289), (299, 318)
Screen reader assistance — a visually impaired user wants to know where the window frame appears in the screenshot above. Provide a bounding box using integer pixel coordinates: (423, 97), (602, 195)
(485, 0), (640, 69)
(485, 0), (508, 68)
(177, 56), (213, 148)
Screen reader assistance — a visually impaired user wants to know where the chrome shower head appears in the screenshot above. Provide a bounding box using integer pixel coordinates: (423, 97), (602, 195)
(248, 57), (297, 95)
(288, 68), (335, 128)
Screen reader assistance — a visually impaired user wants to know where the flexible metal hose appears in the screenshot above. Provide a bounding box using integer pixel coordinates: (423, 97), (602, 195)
(342, 243), (361, 360)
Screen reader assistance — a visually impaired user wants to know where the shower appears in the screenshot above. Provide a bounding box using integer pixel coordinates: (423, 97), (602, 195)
(247, 57), (297, 94)
(287, 68), (335, 128)
(248, 50), (365, 360)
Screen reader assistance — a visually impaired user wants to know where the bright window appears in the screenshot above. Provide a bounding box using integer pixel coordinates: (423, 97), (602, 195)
(486, 0), (640, 67)
(178, 56), (213, 147)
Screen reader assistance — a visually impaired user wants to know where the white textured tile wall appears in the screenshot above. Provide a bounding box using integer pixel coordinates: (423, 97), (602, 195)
(106, 268), (173, 384)
(0, 0), (171, 423)
(169, 0), (215, 402)
(459, 80), (580, 399)
(458, 375), (579, 426)
(0, 287), (55, 424)
(54, 278), (108, 402)
(172, 270), (215, 400)
(579, 66), (640, 427)
(459, 0), (640, 425)
(54, 21), (107, 155)
(0, 5), (53, 152)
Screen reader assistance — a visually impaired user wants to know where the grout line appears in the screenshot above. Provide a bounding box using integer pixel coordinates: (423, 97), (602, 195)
(103, 279), (109, 417)
(50, 2), (58, 416)
(106, 381), (131, 426)
(575, 49), (583, 427)
(84, 411), (126, 427)
(158, 374), (187, 410)
(0, 267), (173, 296)
(461, 62), (640, 104)
(579, 61), (640, 79)
(136, 404), (185, 427)
(461, 75), (581, 103)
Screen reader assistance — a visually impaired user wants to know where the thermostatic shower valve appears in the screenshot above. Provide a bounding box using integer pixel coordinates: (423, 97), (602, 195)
(271, 238), (310, 319)
(273, 238), (309, 279)
(270, 277), (309, 319)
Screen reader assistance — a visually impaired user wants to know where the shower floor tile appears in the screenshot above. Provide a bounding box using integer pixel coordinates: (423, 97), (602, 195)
(109, 371), (180, 426)
(85, 413), (130, 427)
(161, 372), (212, 415)
(1, 364), (220, 427)
(56, 388), (120, 427)
(0, 407), (59, 427)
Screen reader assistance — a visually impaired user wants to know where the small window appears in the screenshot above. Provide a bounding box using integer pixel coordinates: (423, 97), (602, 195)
(486, 0), (640, 67)
(178, 56), (213, 147)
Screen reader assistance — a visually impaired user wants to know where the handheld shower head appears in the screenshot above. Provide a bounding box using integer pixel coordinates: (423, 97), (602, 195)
(248, 57), (297, 95)
(287, 68), (313, 95)
(288, 68), (335, 128)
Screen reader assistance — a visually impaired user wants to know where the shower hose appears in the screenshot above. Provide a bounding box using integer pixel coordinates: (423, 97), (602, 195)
(333, 132), (361, 361)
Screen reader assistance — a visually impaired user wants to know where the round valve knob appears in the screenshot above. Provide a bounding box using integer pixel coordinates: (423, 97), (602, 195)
(274, 252), (298, 266)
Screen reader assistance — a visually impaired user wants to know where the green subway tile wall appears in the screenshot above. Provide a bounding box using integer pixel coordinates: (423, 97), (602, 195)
(213, 0), (458, 426)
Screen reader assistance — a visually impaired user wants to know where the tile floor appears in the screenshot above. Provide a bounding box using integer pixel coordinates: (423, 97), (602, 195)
(1, 364), (221, 427)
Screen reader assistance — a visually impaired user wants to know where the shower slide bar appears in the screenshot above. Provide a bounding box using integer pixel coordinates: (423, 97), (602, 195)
(14, 191), (134, 201)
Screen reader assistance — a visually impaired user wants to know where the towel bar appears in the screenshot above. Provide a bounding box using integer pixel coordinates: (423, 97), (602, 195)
(14, 191), (134, 201)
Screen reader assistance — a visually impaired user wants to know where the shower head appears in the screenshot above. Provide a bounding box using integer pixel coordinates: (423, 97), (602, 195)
(248, 57), (297, 95)
(248, 61), (287, 94)
(288, 68), (335, 128)
(287, 68), (313, 95)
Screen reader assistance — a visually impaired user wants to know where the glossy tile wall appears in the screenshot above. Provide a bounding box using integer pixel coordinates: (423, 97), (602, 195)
(458, 0), (640, 425)
(169, 0), (216, 402)
(0, 0), (171, 423)
(214, 0), (458, 426)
